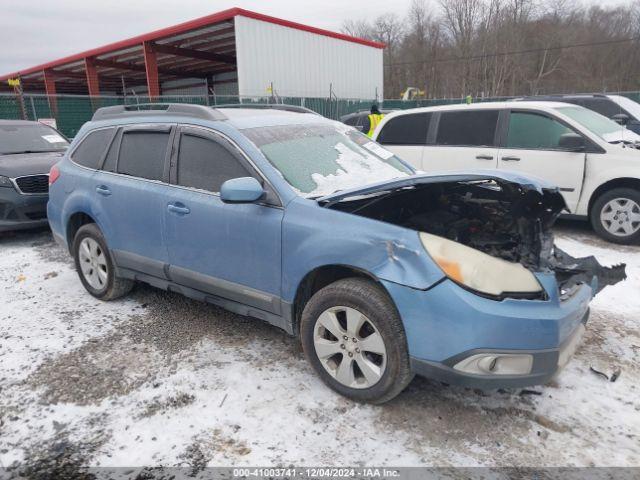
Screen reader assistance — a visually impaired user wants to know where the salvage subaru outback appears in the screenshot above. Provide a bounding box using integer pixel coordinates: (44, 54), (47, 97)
(47, 104), (626, 403)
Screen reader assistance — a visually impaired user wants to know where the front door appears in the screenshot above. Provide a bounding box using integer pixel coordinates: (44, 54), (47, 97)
(164, 126), (284, 314)
(496, 110), (586, 212)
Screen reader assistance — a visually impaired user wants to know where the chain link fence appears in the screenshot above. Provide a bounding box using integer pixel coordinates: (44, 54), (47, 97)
(2, 92), (640, 139)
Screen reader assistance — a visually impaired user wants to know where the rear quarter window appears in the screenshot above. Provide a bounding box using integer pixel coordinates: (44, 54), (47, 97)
(377, 113), (431, 145)
(71, 128), (115, 169)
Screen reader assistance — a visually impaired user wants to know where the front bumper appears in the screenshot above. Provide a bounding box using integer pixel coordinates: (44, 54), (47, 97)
(410, 321), (586, 388)
(383, 275), (592, 389)
(0, 186), (49, 232)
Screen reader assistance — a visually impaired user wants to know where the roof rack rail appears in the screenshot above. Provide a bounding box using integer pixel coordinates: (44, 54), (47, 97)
(91, 103), (227, 121)
(214, 103), (320, 115)
(519, 93), (609, 99)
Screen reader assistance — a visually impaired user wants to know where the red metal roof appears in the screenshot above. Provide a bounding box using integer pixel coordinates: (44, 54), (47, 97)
(0, 8), (384, 82)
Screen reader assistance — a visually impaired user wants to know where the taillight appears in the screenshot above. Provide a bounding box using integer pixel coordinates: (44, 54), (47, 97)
(49, 164), (60, 185)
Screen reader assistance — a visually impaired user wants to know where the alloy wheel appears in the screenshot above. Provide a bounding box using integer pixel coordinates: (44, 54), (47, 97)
(313, 306), (387, 389)
(78, 237), (109, 290)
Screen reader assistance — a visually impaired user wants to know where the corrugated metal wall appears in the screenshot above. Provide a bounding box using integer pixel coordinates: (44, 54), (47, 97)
(234, 16), (383, 100)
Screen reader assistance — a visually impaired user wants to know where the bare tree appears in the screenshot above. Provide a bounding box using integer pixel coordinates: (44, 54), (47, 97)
(342, 0), (640, 99)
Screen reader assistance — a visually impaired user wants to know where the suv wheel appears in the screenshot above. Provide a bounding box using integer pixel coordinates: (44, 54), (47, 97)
(72, 223), (134, 300)
(591, 188), (640, 244)
(300, 278), (413, 403)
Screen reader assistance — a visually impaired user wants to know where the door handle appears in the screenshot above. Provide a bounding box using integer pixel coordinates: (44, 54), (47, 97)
(475, 154), (494, 160)
(96, 185), (111, 196)
(167, 203), (190, 215)
(501, 156), (521, 162)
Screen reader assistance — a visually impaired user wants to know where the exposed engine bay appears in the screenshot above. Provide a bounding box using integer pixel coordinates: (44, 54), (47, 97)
(323, 177), (626, 296)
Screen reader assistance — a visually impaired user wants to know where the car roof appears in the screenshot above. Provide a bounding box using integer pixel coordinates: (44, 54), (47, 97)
(221, 108), (326, 129)
(86, 104), (330, 131)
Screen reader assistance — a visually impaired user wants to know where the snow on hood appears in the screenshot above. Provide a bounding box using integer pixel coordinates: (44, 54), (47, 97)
(304, 141), (410, 197)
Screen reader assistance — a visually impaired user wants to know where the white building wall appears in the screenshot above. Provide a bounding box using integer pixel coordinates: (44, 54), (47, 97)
(234, 16), (383, 100)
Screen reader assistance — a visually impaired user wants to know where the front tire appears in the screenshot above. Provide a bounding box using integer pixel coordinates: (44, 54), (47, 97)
(590, 188), (640, 244)
(300, 278), (413, 404)
(72, 223), (134, 300)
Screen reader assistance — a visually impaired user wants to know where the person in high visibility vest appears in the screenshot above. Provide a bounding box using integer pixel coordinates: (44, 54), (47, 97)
(366, 105), (385, 137)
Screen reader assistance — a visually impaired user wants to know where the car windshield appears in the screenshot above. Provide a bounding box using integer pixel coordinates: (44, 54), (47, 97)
(0, 123), (69, 155)
(243, 122), (413, 197)
(554, 106), (637, 142)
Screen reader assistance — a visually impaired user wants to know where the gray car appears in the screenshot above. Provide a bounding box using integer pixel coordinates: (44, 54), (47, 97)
(0, 120), (69, 232)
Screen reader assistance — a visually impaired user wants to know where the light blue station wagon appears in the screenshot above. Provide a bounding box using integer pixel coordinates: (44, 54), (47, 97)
(47, 104), (625, 403)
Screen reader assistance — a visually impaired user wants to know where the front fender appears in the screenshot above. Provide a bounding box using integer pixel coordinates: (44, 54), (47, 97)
(281, 198), (445, 303)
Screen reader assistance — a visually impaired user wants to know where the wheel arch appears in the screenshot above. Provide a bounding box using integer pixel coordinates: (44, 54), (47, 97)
(66, 211), (98, 251)
(290, 264), (392, 336)
(588, 178), (640, 215)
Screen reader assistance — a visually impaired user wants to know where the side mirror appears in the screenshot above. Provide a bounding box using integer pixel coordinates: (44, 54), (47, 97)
(612, 113), (630, 126)
(220, 177), (265, 203)
(558, 132), (585, 152)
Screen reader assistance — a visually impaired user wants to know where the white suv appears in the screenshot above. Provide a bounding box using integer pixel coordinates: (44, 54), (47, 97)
(372, 101), (640, 244)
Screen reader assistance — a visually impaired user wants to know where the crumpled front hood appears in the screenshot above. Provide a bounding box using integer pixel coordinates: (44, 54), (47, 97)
(321, 170), (626, 298)
(0, 151), (64, 177)
(318, 170), (564, 209)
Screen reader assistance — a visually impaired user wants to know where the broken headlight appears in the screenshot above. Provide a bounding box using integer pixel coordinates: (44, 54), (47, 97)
(419, 232), (543, 298)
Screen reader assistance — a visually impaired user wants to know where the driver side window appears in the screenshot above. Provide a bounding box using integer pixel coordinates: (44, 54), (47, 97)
(176, 131), (251, 193)
(506, 112), (578, 150)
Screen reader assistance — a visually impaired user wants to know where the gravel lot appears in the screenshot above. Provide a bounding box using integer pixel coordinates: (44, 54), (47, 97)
(0, 221), (639, 475)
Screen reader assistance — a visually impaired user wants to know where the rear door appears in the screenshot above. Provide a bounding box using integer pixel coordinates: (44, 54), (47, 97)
(92, 124), (174, 277)
(496, 110), (586, 212)
(164, 126), (284, 314)
(422, 109), (500, 171)
(375, 112), (431, 169)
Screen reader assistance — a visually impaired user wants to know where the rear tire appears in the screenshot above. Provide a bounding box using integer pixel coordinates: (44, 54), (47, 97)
(300, 278), (413, 404)
(590, 188), (640, 245)
(72, 223), (133, 300)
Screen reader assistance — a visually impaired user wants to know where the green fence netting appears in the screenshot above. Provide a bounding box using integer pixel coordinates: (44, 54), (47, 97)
(2, 92), (640, 139)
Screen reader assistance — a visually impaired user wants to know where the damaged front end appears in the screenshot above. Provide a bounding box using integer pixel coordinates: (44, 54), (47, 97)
(319, 173), (626, 299)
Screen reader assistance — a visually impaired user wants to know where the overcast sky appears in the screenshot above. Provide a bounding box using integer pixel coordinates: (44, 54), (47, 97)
(0, 0), (631, 75)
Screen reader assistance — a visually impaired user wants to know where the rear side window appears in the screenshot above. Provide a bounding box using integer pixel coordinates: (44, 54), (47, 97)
(117, 131), (169, 181)
(71, 128), (115, 169)
(435, 110), (499, 147)
(344, 116), (360, 126)
(177, 133), (251, 193)
(581, 98), (627, 118)
(506, 112), (575, 150)
(377, 113), (431, 145)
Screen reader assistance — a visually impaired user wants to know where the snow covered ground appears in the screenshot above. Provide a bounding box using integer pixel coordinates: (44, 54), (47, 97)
(0, 221), (638, 474)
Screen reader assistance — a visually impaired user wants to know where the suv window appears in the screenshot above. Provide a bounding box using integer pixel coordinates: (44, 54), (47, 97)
(580, 98), (627, 119)
(506, 112), (576, 150)
(435, 110), (498, 146)
(344, 116), (360, 127)
(378, 113), (431, 145)
(177, 132), (251, 193)
(117, 130), (169, 181)
(71, 128), (115, 169)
